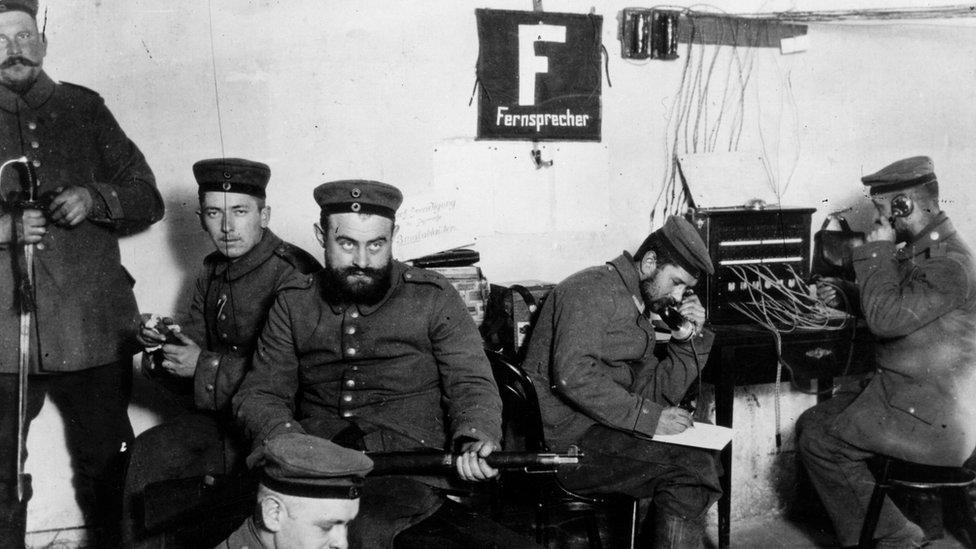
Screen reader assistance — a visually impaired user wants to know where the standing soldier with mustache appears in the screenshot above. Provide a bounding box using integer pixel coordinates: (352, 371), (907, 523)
(0, 1), (163, 547)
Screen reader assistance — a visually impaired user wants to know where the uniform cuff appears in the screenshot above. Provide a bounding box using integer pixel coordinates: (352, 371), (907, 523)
(84, 182), (120, 220)
(632, 398), (664, 437)
(852, 240), (895, 262)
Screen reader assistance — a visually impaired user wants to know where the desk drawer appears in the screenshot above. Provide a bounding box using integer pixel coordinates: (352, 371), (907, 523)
(704, 331), (875, 387)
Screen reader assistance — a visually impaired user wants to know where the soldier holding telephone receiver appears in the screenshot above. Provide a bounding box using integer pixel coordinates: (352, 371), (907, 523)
(522, 215), (721, 548)
(800, 156), (976, 548)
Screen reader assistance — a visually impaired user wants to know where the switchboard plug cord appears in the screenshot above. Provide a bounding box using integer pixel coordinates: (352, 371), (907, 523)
(727, 265), (854, 450)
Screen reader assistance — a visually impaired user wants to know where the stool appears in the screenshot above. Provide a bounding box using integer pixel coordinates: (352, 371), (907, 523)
(858, 457), (976, 548)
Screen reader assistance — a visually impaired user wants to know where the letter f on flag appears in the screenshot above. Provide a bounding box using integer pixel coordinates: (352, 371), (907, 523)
(518, 24), (566, 106)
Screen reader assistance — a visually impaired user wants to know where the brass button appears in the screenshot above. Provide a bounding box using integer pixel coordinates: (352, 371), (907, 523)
(343, 395), (352, 402)
(30, 141), (39, 149)
(350, 311), (359, 319)
(27, 121), (36, 130)
(206, 384), (214, 392)
(31, 159), (40, 168)
(346, 348), (357, 356)
(342, 411), (353, 418)
(219, 314), (226, 320)
(36, 243), (44, 250)
(345, 379), (355, 388)
(346, 326), (356, 335)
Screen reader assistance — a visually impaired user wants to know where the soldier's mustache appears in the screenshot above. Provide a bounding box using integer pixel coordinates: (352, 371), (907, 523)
(1, 56), (38, 69)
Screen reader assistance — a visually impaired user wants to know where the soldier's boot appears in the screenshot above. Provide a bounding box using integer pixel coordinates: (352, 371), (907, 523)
(0, 476), (31, 549)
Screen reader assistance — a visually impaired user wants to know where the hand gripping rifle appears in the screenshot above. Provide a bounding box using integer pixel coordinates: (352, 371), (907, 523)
(141, 449), (583, 533)
(367, 449), (583, 475)
(1, 156), (39, 502)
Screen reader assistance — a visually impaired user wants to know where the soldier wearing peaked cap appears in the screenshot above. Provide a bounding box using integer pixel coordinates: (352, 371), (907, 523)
(801, 156), (976, 547)
(122, 158), (321, 547)
(217, 433), (372, 549)
(233, 180), (539, 547)
(0, 2), (164, 547)
(521, 215), (721, 548)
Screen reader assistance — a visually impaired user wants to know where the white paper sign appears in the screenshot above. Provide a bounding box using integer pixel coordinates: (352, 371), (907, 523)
(393, 191), (476, 261)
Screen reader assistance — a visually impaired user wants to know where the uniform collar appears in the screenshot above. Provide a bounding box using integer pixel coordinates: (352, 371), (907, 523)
(209, 229), (282, 282)
(325, 260), (407, 316)
(0, 70), (56, 113)
(898, 212), (954, 260)
(608, 252), (646, 314)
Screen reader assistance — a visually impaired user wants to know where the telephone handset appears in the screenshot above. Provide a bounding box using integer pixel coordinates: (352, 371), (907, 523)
(661, 290), (696, 340)
(660, 306), (687, 331)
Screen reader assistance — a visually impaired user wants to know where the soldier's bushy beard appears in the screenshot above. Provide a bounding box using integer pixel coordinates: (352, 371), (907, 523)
(324, 263), (393, 306)
(640, 273), (677, 315)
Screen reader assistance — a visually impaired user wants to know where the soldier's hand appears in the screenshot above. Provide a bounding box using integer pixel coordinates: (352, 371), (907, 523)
(159, 332), (201, 378)
(48, 186), (93, 227)
(815, 277), (843, 308)
(137, 316), (168, 348)
(19, 209), (47, 244)
(677, 292), (706, 333)
(866, 215), (896, 243)
(456, 438), (499, 482)
(655, 406), (693, 436)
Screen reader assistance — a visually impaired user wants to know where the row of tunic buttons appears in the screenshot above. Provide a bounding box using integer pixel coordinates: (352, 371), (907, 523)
(341, 309), (361, 418)
(25, 121), (41, 167)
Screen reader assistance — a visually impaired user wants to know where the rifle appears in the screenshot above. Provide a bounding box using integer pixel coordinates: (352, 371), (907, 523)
(368, 450), (583, 475)
(141, 451), (581, 533)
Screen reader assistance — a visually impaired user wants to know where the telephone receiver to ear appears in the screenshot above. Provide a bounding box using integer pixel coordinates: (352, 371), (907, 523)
(660, 306), (686, 331)
(659, 290), (695, 331)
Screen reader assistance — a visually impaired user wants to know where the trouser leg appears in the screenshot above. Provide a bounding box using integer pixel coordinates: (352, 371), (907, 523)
(797, 395), (913, 547)
(0, 374), (47, 549)
(47, 361), (134, 549)
(559, 424), (722, 548)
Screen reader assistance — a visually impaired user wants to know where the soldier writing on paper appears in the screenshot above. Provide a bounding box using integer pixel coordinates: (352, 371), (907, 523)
(521, 216), (722, 547)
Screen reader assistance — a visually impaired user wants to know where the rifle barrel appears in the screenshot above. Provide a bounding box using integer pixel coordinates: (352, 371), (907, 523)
(368, 451), (581, 474)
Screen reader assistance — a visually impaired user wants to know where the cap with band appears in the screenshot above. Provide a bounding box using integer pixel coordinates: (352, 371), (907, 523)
(861, 156), (937, 196)
(0, 0), (38, 17)
(194, 158), (271, 199)
(256, 433), (373, 500)
(655, 216), (714, 278)
(314, 179), (403, 220)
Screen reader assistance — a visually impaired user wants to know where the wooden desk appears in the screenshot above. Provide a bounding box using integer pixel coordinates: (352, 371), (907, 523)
(701, 323), (876, 549)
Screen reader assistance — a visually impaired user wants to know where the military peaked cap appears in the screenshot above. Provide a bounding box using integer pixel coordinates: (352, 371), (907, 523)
(314, 180), (403, 220)
(657, 216), (714, 277)
(194, 158), (271, 199)
(0, 0), (37, 17)
(861, 156), (937, 195)
(257, 433), (373, 500)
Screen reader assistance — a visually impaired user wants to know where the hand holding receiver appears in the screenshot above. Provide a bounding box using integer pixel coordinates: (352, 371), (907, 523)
(866, 212), (896, 244)
(662, 291), (705, 341)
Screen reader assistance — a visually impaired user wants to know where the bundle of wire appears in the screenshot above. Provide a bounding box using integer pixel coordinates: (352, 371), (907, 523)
(727, 264), (854, 450)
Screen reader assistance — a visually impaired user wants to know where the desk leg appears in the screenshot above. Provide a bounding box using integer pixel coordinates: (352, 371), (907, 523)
(715, 347), (734, 549)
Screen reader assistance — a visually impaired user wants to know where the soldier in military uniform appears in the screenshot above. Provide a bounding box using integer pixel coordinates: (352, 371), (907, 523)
(0, 1), (164, 546)
(233, 180), (534, 548)
(217, 433), (372, 549)
(123, 159), (321, 546)
(800, 156), (976, 548)
(521, 216), (722, 548)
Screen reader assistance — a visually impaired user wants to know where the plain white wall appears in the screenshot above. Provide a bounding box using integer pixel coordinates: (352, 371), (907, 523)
(20, 0), (976, 537)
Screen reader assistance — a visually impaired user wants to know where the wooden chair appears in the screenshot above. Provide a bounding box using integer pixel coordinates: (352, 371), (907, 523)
(858, 456), (976, 548)
(486, 349), (638, 549)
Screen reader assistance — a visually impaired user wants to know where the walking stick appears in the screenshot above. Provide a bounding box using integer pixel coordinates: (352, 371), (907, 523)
(2, 156), (38, 502)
